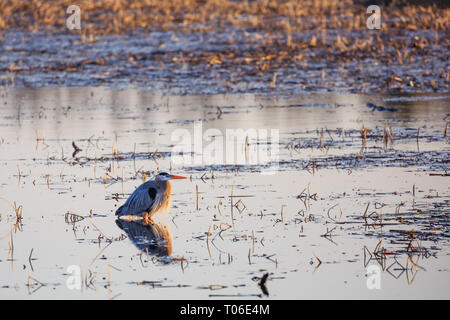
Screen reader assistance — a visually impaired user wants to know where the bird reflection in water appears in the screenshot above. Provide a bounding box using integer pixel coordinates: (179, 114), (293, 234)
(115, 218), (172, 257)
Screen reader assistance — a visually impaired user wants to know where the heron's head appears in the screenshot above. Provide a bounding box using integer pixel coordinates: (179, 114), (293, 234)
(155, 172), (187, 181)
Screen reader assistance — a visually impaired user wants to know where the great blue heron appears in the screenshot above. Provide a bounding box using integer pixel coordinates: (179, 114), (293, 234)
(115, 172), (186, 224)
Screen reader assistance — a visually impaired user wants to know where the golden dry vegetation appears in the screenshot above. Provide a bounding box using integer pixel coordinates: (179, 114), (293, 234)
(0, 0), (448, 34)
(0, 0), (448, 91)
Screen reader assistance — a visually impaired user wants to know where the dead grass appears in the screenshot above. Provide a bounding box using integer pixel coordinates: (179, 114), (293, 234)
(0, 1), (447, 36)
(0, 1), (448, 91)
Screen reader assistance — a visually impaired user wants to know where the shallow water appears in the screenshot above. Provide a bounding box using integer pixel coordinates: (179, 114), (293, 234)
(2, 27), (448, 94)
(0, 87), (448, 299)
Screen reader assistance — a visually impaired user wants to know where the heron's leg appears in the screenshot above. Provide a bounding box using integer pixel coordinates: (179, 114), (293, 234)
(142, 212), (155, 226)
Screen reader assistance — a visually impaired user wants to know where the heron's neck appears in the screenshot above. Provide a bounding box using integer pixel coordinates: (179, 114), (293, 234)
(156, 179), (171, 192)
(165, 180), (171, 196)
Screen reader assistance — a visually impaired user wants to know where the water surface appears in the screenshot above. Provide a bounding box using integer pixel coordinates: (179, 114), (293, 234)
(0, 87), (448, 299)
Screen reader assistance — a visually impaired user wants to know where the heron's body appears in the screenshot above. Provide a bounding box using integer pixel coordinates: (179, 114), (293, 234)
(115, 172), (185, 220)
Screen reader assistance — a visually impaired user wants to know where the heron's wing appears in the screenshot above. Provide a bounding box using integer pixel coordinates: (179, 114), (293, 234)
(116, 182), (156, 216)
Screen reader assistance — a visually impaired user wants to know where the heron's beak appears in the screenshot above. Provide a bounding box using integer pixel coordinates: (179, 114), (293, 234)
(170, 175), (187, 180)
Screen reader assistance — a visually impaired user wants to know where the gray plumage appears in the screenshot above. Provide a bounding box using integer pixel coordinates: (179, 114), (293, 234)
(115, 178), (169, 217)
(115, 172), (186, 218)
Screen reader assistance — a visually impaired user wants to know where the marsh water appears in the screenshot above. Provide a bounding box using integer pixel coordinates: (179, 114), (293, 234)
(0, 87), (448, 299)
